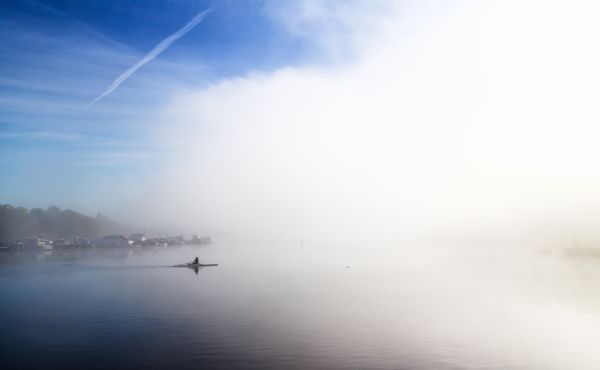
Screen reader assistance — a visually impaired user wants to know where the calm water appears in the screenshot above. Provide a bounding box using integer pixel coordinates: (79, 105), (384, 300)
(3, 242), (600, 369)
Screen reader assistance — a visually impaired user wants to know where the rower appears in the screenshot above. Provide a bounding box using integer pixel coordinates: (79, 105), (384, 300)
(192, 257), (199, 265)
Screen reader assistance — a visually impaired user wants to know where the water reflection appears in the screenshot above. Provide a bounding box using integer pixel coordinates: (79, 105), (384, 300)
(3, 244), (600, 369)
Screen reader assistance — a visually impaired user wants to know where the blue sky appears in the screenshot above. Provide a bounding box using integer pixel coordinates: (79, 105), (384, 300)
(0, 0), (317, 211)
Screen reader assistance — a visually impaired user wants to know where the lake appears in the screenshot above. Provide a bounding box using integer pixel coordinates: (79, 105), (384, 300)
(2, 241), (600, 369)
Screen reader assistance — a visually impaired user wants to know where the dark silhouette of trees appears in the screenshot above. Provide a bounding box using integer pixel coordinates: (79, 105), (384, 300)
(0, 205), (128, 241)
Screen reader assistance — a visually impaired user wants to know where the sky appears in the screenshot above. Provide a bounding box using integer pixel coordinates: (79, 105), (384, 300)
(0, 0), (314, 211)
(3, 0), (600, 244)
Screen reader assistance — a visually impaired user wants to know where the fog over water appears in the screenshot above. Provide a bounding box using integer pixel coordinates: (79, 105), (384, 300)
(4, 243), (600, 369)
(5, 1), (600, 369)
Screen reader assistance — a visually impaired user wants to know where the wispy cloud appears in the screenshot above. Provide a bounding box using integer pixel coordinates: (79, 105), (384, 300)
(21, 0), (132, 52)
(86, 7), (213, 108)
(0, 131), (82, 141)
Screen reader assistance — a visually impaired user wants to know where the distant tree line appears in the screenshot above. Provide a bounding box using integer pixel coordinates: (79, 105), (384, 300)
(0, 205), (129, 241)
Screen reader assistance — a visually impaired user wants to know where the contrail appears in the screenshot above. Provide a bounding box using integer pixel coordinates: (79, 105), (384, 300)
(86, 7), (213, 108)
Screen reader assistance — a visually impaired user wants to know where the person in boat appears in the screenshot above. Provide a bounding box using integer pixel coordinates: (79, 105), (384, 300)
(191, 257), (199, 265)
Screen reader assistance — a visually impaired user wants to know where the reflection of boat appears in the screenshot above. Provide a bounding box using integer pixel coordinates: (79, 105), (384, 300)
(174, 262), (218, 275)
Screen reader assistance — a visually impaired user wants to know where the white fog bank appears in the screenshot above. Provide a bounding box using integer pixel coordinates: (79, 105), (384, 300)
(122, 1), (600, 246)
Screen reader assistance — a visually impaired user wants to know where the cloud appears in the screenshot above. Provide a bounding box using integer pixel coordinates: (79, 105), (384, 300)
(0, 131), (82, 141)
(116, 1), (600, 244)
(20, 0), (132, 51)
(86, 7), (213, 108)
